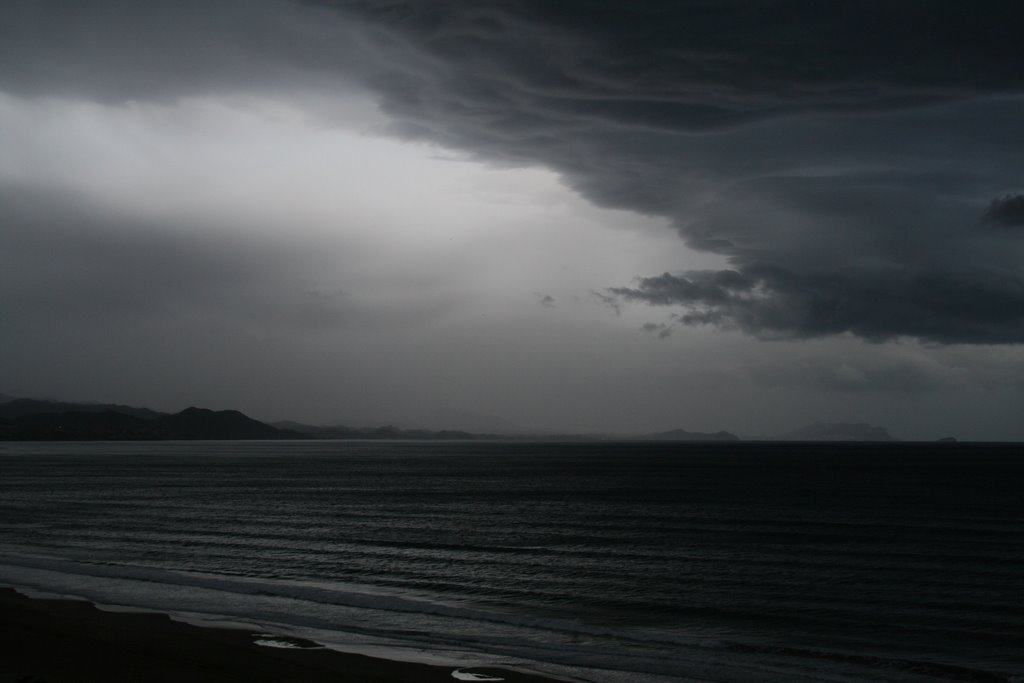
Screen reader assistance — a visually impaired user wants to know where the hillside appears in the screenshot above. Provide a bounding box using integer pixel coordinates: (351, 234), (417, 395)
(0, 400), (300, 441)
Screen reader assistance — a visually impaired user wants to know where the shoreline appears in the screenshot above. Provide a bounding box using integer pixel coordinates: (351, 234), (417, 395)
(0, 587), (567, 683)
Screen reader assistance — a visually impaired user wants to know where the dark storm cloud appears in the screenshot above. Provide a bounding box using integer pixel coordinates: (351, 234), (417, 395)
(613, 264), (1024, 344)
(333, 0), (1024, 126)
(983, 194), (1024, 229)
(315, 1), (1024, 344)
(7, 0), (1024, 344)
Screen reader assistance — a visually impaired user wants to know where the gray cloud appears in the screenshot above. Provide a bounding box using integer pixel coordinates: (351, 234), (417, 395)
(0, 186), (429, 335)
(590, 290), (622, 316)
(640, 322), (673, 340)
(0, 0), (371, 102)
(748, 357), (953, 395)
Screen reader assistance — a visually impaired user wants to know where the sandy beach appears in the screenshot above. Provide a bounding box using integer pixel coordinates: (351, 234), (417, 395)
(0, 588), (562, 683)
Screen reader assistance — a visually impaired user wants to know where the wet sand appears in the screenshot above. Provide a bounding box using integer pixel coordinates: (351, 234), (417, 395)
(0, 587), (563, 683)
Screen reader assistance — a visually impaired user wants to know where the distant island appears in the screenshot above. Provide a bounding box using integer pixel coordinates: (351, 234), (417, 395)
(0, 395), (907, 442)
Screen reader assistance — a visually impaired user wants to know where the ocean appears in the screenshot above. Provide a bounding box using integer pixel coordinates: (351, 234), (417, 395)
(0, 440), (1021, 682)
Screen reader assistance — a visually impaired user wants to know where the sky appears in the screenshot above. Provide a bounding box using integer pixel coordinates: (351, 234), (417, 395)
(3, 1), (1024, 440)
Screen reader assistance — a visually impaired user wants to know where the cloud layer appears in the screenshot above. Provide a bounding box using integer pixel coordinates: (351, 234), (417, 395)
(316, 1), (1024, 343)
(4, 1), (1024, 437)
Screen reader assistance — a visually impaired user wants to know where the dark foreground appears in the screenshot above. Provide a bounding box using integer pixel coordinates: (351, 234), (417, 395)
(0, 588), (558, 683)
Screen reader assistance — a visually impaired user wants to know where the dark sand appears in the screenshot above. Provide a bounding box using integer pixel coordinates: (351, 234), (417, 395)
(0, 588), (564, 683)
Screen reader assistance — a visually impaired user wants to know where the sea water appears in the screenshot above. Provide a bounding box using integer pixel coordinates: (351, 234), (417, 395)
(0, 440), (1021, 682)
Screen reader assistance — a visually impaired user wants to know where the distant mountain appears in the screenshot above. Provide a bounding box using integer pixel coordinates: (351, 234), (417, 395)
(778, 422), (897, 442)
(0, 396), (904, 443)
(0, 401), (300, 441)
(0, 398), (164, 420)
(149, 407), (302, 440)
(644, 428), (739, 442)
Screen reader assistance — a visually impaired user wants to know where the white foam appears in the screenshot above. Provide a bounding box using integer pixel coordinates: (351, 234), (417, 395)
(452, 670), (505, 681)
(0, 554), (719, 683)
(254, 638), (302, 649)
